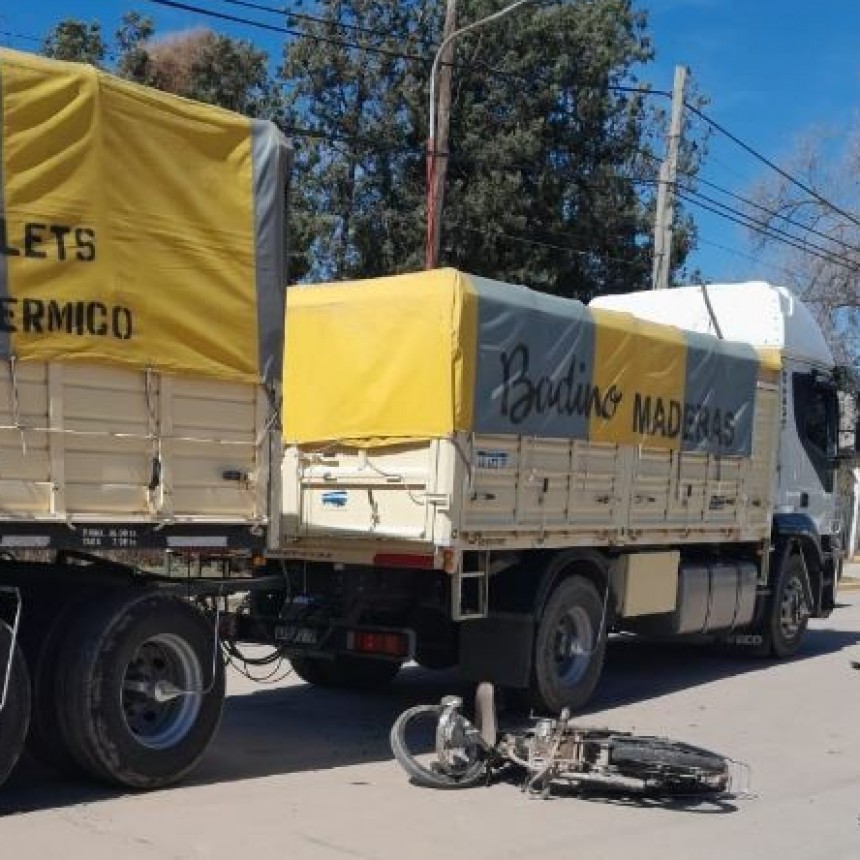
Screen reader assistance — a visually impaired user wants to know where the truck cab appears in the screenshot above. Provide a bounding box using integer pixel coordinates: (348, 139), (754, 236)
(591, 281), (859, 610)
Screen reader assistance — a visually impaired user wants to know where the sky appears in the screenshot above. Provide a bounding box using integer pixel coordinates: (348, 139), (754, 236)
(2, 0), (859, 285)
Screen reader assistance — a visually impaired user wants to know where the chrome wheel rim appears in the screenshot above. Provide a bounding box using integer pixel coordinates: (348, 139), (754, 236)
(779, 576), (807, 641)
(121, 634), (203, 750)
(553, 607), (594, 685)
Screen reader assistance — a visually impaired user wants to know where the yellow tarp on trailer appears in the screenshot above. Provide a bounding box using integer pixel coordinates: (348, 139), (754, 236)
(284, 269), (765, 456)
(285, 269), (478, 443)
(0, 49), (289, 383)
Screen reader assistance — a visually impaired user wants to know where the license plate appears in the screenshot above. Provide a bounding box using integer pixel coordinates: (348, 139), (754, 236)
(273, 625), (319, 645)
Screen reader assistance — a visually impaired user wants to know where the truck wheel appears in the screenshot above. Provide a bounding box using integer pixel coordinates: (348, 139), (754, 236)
(291, 654), (400, 690)
(766, 553), (810, 658)
(530, 576), (606, 714)
(56, 591), (225, 789)
(332, 656), (400, 690)
(26, 596), (92, 774)
(290, 655), (336, 686)
(0, 619), (31, 788)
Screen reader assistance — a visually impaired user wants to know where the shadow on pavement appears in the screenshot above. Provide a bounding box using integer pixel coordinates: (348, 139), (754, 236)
(3, 623), (858, 816)
(584, 625), (860, 714)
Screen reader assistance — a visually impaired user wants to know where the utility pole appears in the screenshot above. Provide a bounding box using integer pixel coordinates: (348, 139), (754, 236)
(426, 0), (458, 270)
(425, 0), (536, 270)
(651, 64), (688, 290)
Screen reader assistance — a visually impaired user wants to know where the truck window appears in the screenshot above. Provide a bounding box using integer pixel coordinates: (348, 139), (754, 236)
(792, 372), (836, 493)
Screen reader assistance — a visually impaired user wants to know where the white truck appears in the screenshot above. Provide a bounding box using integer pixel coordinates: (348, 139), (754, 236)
(0, 49), (855, 793)
(273, 269), (854, 716)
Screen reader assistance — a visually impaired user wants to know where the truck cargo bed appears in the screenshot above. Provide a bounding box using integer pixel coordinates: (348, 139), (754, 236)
(0, 361), (272, 550)
(279, 270), (779, 567)
(281, 376), (777, 562)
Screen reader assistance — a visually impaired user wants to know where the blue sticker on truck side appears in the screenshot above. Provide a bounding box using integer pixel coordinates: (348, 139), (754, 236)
(476, 450), (509, 469)
(321, 490), (349, 508)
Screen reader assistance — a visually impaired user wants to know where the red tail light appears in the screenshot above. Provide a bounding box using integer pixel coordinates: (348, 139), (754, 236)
(350, 630), (409, 659)
(372, 553), (435, 570)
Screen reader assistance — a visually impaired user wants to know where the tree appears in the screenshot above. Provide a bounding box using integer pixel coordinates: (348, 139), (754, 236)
(281, 0), (436, 281)
(40, 13), (282, 120)
(42, 19), (108, 67)
(137, 29), (281, 118)
(282, 0), (704, 297)
(115, 11), (156, 82)
(746, 127), (860, 362)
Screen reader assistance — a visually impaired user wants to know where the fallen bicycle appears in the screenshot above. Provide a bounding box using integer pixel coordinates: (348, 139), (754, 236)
(390, 684), (741, 799)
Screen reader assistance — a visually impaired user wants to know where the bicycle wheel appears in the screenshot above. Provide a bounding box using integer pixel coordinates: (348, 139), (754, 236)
(609, 735), (729, 793)
(390, 704), (486, 790)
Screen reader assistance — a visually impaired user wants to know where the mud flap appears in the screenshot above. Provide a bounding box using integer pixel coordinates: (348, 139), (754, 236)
(458, 612), (534, 689)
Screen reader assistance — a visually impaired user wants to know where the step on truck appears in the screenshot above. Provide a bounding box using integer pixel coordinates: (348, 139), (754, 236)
(0, 48), (857, 792)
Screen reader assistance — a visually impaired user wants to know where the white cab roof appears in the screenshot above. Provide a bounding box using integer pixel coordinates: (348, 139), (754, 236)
(590, 282), (833, 367)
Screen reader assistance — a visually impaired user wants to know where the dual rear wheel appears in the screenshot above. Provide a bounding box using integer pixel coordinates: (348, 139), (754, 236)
(0, 620), (30, 788)
(27, 590), (225, 789)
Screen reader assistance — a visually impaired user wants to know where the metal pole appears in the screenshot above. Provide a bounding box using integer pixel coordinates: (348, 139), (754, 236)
(425, 0), (538, 269)
(651, 64), (688, 289)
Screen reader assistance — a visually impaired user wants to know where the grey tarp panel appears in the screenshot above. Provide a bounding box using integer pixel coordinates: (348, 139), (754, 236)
(682, 332), (760, 456)
(473, 276), (596, 438)
(470, 275), (760, 455)
(251, 119), (292, 385)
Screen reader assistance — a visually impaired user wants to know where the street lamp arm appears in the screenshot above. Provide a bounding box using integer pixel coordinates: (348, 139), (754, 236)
(428, 0), (537, 144)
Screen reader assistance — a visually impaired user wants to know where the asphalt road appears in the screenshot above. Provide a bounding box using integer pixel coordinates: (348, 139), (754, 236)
(3, 592), (860, 859)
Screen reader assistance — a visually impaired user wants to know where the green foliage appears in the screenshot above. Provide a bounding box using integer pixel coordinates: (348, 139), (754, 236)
(42, 19), (108, 67)
(282, 0), (704, 298)
(114, 11), (155, 82)
(39, 11), (282, 120)
(38, 2), (706, 296)
(281, 0), (437, 281)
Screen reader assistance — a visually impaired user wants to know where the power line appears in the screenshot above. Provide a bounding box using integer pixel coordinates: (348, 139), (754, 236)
(455, 224), (646, 268)
(218, 0), (435, 45)
(681, 175), (860, 257)
(145, 0), (428, 62)
(684, 187), (857, 265)
(678, 189), (858, 272)
(686, 101), (860, 231)
(680, 190), (842, 267)
(150, 0), (668, 102)
(0, 29), (42, 45)
(640, 146), (860, 257)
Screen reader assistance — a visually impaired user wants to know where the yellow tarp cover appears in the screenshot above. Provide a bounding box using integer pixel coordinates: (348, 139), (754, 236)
(284, 269), (764, 457)
(285, 269), (477, 443)
(0, 49), (286, 383)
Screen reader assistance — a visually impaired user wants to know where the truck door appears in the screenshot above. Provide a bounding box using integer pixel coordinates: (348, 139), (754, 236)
(779, 362), (838, 530)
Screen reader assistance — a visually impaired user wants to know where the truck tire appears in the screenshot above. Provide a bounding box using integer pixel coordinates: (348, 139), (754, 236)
(55, 590), (225, 789)
(26, 595), (92, 775)
(766, 553), (810, 658)
(0, 619), (31, 788)
(530, 576), (606, 714)
(291, 654), (400, 690)
(290, 655), (336, 686)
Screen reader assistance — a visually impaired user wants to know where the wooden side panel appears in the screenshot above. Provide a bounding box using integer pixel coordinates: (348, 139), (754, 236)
(0, 361), (270, 523)
(283, 381), (780, 557)
(283, 442), (441, 541)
